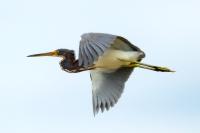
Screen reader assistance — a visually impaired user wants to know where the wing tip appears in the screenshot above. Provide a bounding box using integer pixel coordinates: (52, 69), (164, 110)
(92, 96), (120, 116)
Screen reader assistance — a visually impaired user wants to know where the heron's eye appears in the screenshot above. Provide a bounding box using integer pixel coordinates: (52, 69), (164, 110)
(57, 50), (64, 55)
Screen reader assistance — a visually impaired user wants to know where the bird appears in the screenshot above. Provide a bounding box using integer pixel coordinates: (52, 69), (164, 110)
(27, 33), (174, 115)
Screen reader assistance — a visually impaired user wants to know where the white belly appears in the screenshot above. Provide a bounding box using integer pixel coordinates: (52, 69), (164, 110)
(94, 49), (142, 69)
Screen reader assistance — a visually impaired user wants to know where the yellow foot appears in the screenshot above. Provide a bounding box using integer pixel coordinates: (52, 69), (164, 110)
(150, 66), (175, 72)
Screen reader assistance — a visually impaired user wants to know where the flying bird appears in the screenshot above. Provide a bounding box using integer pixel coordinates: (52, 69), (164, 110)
(28, 33), (174, 115)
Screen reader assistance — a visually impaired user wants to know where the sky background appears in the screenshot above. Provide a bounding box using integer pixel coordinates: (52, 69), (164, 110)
(0, 0), (200, 133)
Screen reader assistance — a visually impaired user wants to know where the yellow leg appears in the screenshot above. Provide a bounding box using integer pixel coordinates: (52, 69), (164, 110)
(118, 59), (175, 72)
(131, 62), (175, 72)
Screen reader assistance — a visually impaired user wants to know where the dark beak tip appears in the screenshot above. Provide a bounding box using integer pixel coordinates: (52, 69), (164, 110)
(27, 55), (35, 57)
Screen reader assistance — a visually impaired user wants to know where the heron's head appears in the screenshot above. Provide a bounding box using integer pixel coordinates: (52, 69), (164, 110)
(27, 49), (74, 58)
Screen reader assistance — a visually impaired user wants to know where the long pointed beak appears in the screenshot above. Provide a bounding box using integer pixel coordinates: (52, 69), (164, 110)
(27, 51), (58, 57)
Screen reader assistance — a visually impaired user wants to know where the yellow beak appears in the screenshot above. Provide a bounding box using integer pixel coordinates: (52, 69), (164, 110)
(27, 50), (59, 57)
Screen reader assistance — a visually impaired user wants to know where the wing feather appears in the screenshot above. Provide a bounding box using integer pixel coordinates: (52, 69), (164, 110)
(90, 39), (107, 52)
(86, 41), (98, 63)
(82, 41), (93, 66)
(79, 39), (87, 66)
(85, 41), (95, 63)
(79, 33), (116, 67)
(90, 67), (133, 115)
(87, 40), (103, 57)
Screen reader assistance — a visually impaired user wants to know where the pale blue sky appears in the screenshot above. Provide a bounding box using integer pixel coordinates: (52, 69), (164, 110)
(0, 0), (200, 133)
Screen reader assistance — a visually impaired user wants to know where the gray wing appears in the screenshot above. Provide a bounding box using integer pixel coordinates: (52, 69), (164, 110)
(90, 67), (134, 115)
(79, 33), (145, 68)
(79, 33), (117, 67)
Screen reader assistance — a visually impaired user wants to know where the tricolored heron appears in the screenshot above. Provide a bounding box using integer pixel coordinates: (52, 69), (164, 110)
(28, 33), (174, 115)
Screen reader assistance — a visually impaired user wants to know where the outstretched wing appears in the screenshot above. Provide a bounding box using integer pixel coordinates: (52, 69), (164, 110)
(79, 33), (145, 115)
(79, 33), (144, 68)
(79, 33), (116, 67)
(90, 67), (134, 115)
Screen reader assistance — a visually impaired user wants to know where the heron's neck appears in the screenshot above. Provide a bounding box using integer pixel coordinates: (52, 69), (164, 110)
(60, 54), (82, 72)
